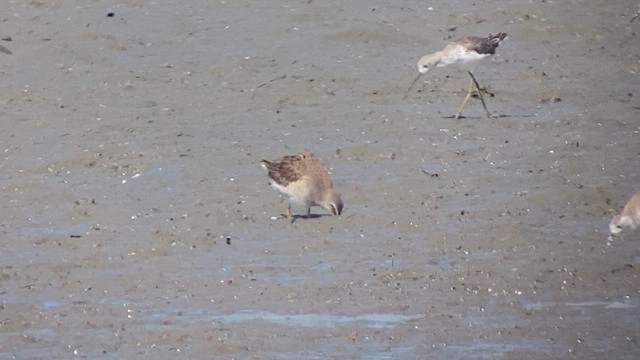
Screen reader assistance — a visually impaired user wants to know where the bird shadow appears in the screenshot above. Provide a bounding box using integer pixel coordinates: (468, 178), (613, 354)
(279, 213), (326, 224)
(441, 113), (537, 119)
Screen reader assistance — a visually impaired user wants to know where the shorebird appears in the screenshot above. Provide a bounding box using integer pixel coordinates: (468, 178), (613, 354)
(610, 191), (640, 235)
(261, 150), (343, 220)
(409, 32), (507, 119)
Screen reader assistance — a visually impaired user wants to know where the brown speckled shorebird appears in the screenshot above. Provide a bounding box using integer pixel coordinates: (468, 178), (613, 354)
(409, 32), (508, 119)
(610, 191), (640, 235)
(261, 149), (343, 220)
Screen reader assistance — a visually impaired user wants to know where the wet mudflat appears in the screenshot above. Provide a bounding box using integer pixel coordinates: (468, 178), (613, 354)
(1, 1), (639, 359)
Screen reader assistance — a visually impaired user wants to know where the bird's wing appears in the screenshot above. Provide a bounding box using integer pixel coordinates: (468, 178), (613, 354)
(261, 154), (305, 187)
(462, 33), (506, 55)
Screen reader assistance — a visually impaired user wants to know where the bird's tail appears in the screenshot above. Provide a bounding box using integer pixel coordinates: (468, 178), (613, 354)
(488, 32), (508, 44)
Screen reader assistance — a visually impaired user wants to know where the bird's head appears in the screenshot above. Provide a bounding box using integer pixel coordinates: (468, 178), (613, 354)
(417, 53), (440, 74)
(609, 214), (623, 235)
(322, 191), (343, 216)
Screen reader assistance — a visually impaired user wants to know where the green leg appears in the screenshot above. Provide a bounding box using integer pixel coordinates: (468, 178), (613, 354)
(467, 71), (492, 118)
(455, 76), (474, 119)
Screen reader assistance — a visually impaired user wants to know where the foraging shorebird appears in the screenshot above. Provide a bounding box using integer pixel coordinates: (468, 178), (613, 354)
(610, 191), (640, 235)
(409, 32), (508, 119)
(261, 150), (343, 220)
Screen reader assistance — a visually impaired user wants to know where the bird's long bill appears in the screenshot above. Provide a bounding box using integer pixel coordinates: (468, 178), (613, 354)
(406, 73), (423, 94)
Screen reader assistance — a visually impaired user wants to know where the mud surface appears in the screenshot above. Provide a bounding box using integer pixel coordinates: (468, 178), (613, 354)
(1, 1), (639, 359)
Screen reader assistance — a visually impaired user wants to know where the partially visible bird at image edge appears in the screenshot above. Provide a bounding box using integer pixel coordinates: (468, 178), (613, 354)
(610, 191), (640, 235)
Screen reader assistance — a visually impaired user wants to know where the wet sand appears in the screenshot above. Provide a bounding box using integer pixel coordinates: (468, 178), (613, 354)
(1, 1), (639, 358)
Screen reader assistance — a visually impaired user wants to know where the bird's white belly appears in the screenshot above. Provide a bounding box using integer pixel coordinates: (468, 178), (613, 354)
(443, 47), (488, 66)
(270, 181), (312, 206)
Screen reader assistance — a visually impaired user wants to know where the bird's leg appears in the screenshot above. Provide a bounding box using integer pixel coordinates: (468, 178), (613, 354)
(307, 207), (311, 216)
(467, 71), (492, 118)
(455, 76), (474, 119)
(286, 203), (293, 220)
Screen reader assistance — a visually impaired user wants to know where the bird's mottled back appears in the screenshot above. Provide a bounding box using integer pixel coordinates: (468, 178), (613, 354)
(261, 154), (305, 187)
(462, 32), (508, 55)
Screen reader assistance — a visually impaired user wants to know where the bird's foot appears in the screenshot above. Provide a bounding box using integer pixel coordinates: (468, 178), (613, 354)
(471, 88), (495, 98)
